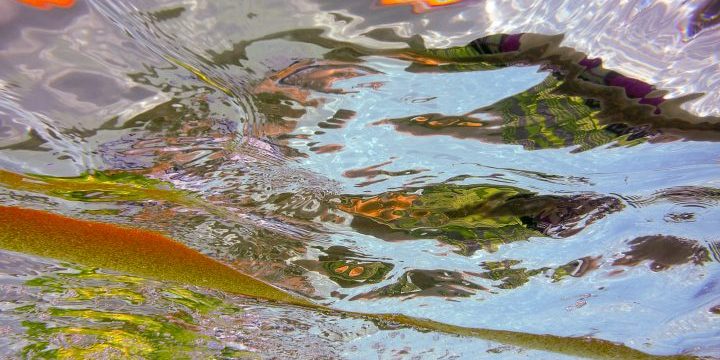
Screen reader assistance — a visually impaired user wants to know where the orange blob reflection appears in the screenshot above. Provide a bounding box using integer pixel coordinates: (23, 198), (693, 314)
(339, 194), (418, 222)
(17, 0), (75, 10)
(378, 0), (464, 13)
(348, 266), (365, 277)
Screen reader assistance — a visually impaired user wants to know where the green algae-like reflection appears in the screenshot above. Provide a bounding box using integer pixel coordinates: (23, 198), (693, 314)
(378, 76), (650, 152)
(295, 246), (394, 288)
(0, 169), (243, 225)
(0, 169), (192, 205)
(15, 267), (252, 359)
(491, 77), (650, 151)
(339, 183), (622, 255)
(353, 269), (487, 300)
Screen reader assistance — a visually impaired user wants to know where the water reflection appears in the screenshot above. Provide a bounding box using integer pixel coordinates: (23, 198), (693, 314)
(684, 0), (720, 40)
(375, 75), (657, 151)
(339, 183), (622, 255)
(377, 0), (466, 14)
(4, 250), (528, 359)
(353, 269), (486, 300)
(613, 235), (710, 272)
(1, 0), (720, 358)
(296, 246), (394, 288)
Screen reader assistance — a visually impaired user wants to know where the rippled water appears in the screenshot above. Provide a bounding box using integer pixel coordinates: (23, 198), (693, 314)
(1, 0), (720, 358)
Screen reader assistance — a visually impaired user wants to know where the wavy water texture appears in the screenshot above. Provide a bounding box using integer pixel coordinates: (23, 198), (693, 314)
(2, 206), (691, 360)
(1, 0), (720, 358)
(5, 250), (564, 359)
(309, 0), (720, 117)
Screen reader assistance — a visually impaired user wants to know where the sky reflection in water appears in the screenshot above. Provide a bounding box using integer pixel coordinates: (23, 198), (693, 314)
(1, 0), (720, 358)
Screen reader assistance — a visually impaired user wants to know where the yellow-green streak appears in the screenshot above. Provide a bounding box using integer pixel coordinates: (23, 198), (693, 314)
(0, 205), (313, 307)
(0, 169), (193, 205)
(0, 169), (239, 221)
(165, 55), (234, 96)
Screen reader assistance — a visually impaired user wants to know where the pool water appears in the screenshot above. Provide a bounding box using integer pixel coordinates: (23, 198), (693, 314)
(1, 0), (719, 358)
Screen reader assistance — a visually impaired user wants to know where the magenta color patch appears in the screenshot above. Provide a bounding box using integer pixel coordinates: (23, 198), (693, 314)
(579, 57), (602, 70)
(500, 33), (522, 52)
(606, 74), (654, 99)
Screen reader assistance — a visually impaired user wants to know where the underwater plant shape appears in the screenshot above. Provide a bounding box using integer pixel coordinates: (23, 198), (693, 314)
(551, 256), (603, 282)
(478, 260), (549, 289)
(0, 205), (696, 359)
(0, 169), (258, 227)
(25, 309), (200, 359)
(353, 269), (487, 299)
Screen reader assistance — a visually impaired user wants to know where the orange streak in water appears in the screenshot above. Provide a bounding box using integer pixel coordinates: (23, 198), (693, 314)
(339, 194), (418, 221)
(378, 0), (464, 13)
(16, 0), (74, 10)
(0, 206), (312, 307)
(348, 266), (365, 277)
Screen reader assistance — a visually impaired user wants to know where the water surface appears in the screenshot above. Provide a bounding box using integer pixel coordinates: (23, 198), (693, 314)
(1, 0), (720, 358)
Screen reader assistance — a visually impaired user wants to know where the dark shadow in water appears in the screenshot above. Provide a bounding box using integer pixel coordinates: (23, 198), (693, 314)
(642, 186), (720, 208)
(343, 160), (427, 187)
(622, 186), (720, 231)
(353, 234), (718, 298)
(613, 235), (710, 271)
(317, 109), (356, 129)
